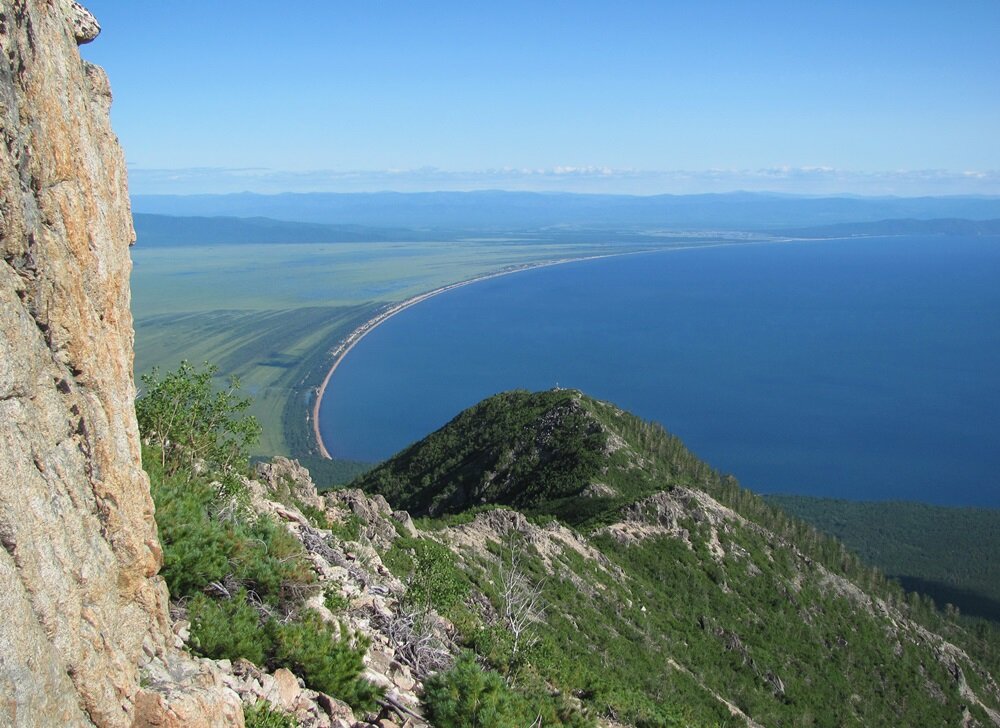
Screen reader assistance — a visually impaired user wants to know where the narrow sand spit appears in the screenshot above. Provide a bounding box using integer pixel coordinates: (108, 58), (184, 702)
(310, 256), (613, 457)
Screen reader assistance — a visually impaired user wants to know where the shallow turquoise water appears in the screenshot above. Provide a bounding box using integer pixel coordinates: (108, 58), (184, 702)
(320, 236), (1000, 506)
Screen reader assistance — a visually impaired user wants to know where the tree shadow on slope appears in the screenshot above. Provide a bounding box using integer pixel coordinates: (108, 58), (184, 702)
(895, 575), (1000, 624)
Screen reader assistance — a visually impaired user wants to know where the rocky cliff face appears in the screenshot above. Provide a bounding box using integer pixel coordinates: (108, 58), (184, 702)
(0, 2), (237, 725)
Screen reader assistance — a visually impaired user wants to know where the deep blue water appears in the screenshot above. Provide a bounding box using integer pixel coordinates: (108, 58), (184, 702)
(320, 236), (1000, 506)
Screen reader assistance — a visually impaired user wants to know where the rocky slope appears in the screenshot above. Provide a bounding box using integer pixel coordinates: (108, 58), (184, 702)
(167, 433), (1000, 726)
(202, 458), (446, 728)
(0, 2), (238, 725)
(351, 388), (1000, 726)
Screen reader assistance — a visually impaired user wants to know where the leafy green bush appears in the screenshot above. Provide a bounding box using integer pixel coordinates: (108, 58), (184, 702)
(327, 513), (363, 542)
(298, 502), (330, 529)
(147, 448), (315, 604)
(137, 360), (261, 479)
(236, 514), (317, 602)
(186, 589), (378, 711)
(188, 589), (268, 665)
(150, 462), (235, 597)
(138, 363), (374, 711)
(243, 700), (298, 728)
(467, 623), (515, 674)
(323, 586), (349, 614)
(384, 537), (469, 613)
(423, 653), (592, 728)
(423, 653), (528, 728)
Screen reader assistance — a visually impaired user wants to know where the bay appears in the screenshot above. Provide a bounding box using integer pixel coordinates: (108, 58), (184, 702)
(319, 236), (1000, 506)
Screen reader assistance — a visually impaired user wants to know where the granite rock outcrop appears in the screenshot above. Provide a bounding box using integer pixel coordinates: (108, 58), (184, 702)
(0, 2), (237, 725)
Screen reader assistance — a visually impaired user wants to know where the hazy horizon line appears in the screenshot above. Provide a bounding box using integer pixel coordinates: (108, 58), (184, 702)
(128, 165), (1000, 198)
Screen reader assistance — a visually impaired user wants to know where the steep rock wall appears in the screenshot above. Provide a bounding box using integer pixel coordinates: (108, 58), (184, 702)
(0, 2), (215, 725)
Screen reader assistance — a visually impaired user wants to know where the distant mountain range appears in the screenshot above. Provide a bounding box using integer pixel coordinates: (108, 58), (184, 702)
(782, 217), (1000, 238)
(131, 213), (422, 246)
(131, 190), (1000, 231)
(133, 210), (1000, 247)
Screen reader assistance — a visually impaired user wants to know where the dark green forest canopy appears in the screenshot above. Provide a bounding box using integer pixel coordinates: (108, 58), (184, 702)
(351, 389), (718, 525)
(767, 495), (1000, 623)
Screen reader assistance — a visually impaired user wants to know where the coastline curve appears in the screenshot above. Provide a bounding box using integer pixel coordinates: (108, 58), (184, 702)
(310, 251), (646, 458)
(310, 237), (797, 458)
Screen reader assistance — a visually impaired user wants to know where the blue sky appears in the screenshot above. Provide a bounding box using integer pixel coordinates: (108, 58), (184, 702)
(80, 1), (1000, 195)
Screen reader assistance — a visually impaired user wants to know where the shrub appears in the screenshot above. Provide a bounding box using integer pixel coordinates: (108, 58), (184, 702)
(270, 611), (382, 711)
(188, 590), (268, 665)
(328, 513), (363, 542)
(424, 652), (594, 727)
(324, 586), (350, 614)
(423, 653), (526, 728)
(149, 460), (316, 606)
(187, 595), (379, 711)
(467, 623), (515, 674)
(139, 365), (375, 712)
(385, 537), (469, 613)
(234, 514), (316, 602)
(137, 360), (261, 479)
(147, 445), (315, 605)
(299, 502), (330, 529)
(150, 462), (235, 597)
(243, 700), (299, 728)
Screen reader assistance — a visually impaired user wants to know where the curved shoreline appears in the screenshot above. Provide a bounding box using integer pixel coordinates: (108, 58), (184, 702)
(310, 250), (651, 458)
(310, 237), (803, 458)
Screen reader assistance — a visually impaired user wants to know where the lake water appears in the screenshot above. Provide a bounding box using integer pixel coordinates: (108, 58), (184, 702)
(319, 236), (1000, 506)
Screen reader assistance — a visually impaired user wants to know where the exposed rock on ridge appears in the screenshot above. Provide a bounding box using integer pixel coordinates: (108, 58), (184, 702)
(0, 2), (237, 725)
(352, 388), (1000, 725)
(216, 460), (441, 727)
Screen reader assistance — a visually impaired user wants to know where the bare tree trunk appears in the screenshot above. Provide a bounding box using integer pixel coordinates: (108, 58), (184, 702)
(498, 540), (545, 661)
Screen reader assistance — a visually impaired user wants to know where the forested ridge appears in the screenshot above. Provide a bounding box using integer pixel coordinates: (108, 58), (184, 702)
(350, 388), (1000, 726)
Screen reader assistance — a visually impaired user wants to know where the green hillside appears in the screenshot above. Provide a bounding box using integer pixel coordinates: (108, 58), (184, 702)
(353, 388), (717, 526)
(351, 389), (1000, 726)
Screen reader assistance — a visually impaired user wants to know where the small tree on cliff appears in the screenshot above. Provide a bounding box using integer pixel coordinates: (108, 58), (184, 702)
(136, 360), (261, 478)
